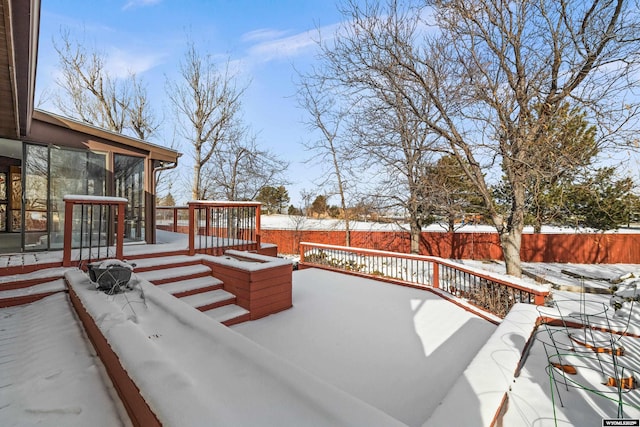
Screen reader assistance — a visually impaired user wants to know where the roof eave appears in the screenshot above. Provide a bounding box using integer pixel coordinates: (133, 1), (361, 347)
(33, 109), (181, 163)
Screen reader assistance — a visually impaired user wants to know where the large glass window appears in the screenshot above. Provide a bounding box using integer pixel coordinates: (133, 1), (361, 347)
(0, 172), (6, 232)
(24, 144), (49, 248)
(115, 154), (145, 242)
(23, 143), (107, 250)
(49, 148), (106, 249)
(10, 166), (21, 232)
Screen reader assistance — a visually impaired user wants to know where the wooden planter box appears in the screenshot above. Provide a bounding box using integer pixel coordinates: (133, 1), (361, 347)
(203, 251), (292, 320)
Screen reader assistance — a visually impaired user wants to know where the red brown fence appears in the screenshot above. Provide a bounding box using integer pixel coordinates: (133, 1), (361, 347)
(260, 229), (640, 264)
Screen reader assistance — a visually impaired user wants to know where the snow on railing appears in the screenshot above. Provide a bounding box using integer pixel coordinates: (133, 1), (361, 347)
(299, 242), (549, 318)
(62, 195), (127, 267)
(186, 201), (261, 256)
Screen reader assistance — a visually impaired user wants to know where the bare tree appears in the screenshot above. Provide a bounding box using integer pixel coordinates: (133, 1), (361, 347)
(128, 75), (159, 140)
(166, 43), (247, 200)
(53, 29), (160, 139)
(201, 134), (289, 201)
(54, 30), (130, 133)
(296, 73), (354, 245)
(300, 189), (315, 217)
(360, 88), (440, 253)
(322, 0), (640, 276)
(312, 1), (444, 254)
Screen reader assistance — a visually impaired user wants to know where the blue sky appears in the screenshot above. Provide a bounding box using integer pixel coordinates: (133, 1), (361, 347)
(35, 0), (351, 205)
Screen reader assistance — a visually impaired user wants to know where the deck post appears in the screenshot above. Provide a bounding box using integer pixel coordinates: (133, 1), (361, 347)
(255, 203), (261, 248)
(172, 207), (178, 232)
(432, 262), (439, 289)
(188, 202), (196, 256)
(116, 202), (125, 260)
(63, 200), (75, 267)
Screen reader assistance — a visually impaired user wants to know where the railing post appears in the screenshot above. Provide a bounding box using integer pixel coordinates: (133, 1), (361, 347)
(432, 262), (439, 289)
(63, 200), (75, 267)
(299, 243), (305, 263)
(256, 203), (261, 248)
(205, 206), (212, 254)
(172, 207), (178, 232)
(188, 202), (196, 256)
(116, 202), (125, 260)
(534, 293), (545, 306)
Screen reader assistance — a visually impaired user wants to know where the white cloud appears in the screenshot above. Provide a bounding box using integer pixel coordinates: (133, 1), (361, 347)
(242, 23), (340, 64)
(122, 0), (162, 11)
(104, 47), (167, 77)
(241, 28), (290, 43)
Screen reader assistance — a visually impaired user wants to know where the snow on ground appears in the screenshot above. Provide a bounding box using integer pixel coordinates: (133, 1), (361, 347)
(0, 293), (129, 427)
(232, 268), (497, 427)
(3, 227), (640, 426)
(259, 214), (640, 234)
(503, 272), (640, 426)
(456, 259), (640, 293)
(65, 269), (405, 427)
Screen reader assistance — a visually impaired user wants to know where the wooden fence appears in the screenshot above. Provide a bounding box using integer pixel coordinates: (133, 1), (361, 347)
(260, 229), (640, 264)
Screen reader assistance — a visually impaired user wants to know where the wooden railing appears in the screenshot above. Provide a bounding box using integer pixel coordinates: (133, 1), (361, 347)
(156, 206), (190, 233)
(299, 242), (549, 318)
(63, 195), (126, 267)
(187, 201), (261, 256)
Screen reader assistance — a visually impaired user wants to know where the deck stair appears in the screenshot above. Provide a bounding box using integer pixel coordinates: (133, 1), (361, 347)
(0, 267), (69, 307)
(157, 276), (223, 297)
(134, 257), (251, 326)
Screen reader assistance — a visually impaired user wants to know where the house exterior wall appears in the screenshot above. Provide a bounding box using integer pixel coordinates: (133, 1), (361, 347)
(22, 115), (168, 245)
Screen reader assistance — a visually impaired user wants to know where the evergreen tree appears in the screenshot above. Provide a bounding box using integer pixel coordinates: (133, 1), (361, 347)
(566, 168), (637, 231)
(256, 186), (289, 215)
(526, 104), (598, 232)
(158, 192), (176, 207)
(310, 195), (328, 218)
(422, 155), (484, 231)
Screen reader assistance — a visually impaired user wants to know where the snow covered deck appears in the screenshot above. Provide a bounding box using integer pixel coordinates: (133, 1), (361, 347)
(3, 256), (639, 426)
(64, 268), (405, 426)
(233, 268), (498, 426)
(0, 293), (128, 426)
(0, 230), (277, 275)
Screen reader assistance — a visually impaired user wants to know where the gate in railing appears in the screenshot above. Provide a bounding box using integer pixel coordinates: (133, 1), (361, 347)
(299, 242), (549, 318)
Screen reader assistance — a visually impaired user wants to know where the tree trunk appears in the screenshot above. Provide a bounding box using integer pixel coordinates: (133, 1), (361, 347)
(500, 229), (523, 277)
(192, 162), (201, 200)
(410, 219), (421, 254)
(533, 221), (542, 234)
(344, 218), (351, 246)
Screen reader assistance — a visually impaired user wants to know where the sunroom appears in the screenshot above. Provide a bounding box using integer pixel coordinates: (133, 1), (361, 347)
(0, 0), (180, 254)
(0, 111), (180, 254)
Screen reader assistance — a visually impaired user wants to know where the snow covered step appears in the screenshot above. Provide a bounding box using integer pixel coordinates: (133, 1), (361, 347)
(157, 276), (223, 297)
(180, 289), (236, 311)
(136, 264), (212, 285)
(203, 304), (251, 326)
(0, 266), (69, 289)
(129, 255), (201, 272)
(0, 278), (67, 308)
